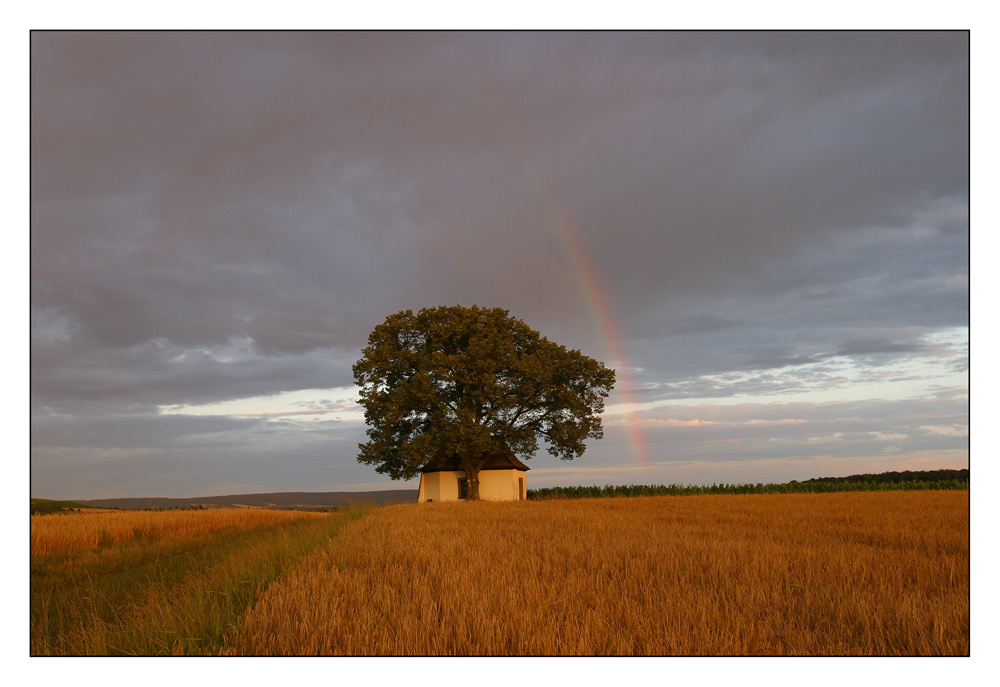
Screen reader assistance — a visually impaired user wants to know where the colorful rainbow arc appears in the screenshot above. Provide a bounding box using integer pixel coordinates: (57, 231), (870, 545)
(488, 102), (650, 471)
(547, 204), (651, 470)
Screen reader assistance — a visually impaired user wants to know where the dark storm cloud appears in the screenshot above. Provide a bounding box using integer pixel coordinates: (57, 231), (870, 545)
(32, 32), (967, 352)
(31, 32), (967, 496)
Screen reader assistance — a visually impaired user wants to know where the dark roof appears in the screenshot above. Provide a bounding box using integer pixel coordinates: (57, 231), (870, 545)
(420, 450), (530, 473)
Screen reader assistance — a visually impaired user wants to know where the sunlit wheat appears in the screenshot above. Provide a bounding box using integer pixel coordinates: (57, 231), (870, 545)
(226, 491), (968, 656)
(31, 508), (328, 556)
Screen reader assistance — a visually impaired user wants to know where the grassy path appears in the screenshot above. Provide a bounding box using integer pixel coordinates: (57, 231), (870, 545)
(31, 508), (369, 655)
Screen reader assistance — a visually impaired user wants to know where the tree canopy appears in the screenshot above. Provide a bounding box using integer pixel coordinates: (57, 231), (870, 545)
(353, 305), (616, 499)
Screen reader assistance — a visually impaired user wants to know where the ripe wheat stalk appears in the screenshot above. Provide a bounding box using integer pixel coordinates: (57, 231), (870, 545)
(224, 491), (968, 656)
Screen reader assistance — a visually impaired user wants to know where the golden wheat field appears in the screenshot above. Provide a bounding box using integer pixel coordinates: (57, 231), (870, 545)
(31, 491), (968, 656)
(31, 507), (354, 656)
(226, 490), (968, 656)
(30, 507), (328, 556)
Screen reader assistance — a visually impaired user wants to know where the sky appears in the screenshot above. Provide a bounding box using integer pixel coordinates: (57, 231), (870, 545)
(30, 31), (969, 500)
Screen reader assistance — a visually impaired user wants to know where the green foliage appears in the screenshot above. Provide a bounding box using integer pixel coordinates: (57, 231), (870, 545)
(528, 471), (970, 500)
(353, 305), (616, 481)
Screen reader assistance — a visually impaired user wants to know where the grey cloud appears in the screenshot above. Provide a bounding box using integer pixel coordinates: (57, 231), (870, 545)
(31, 32), (968, 497)
(632, 367), (854, 402)
(616, 213), (968, 402)
(594, 395), (969, 466)
(31, 410), (375, 500)
(632, 313), (744, 339)
(733, 338), (932, 373)
(32, 32), (968, 352)
(835, 339), (927, 356)
(32, 412), (264, 450)
(31, 306), (78, 346)
(32, 337), (357, 414)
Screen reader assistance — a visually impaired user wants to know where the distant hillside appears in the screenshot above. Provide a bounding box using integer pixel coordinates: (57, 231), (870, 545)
(74, 490), (418, 511)
(52, 469), (969, 510)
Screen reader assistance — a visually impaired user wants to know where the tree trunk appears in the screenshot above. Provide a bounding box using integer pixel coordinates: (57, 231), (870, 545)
(464, 464), (483, 501)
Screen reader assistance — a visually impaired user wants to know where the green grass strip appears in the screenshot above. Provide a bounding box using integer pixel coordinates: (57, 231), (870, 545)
(31, 508), (369, 655)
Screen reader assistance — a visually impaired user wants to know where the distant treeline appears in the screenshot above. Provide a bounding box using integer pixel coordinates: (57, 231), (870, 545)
(30, 499), (88, 516)
(527, 469), (969, 500)
(798, 469), (968, 485)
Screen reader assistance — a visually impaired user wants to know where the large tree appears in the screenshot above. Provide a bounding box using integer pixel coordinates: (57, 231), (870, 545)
(353, 305), (616, 500)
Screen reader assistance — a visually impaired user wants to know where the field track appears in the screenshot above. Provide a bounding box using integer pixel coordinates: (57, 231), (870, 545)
(32, 491), (968, 655)
(31, 508), (364, 655)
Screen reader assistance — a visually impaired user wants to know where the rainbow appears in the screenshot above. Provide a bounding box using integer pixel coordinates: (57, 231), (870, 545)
(491, 109), (650, 471)
(546, 203), (651, 471)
